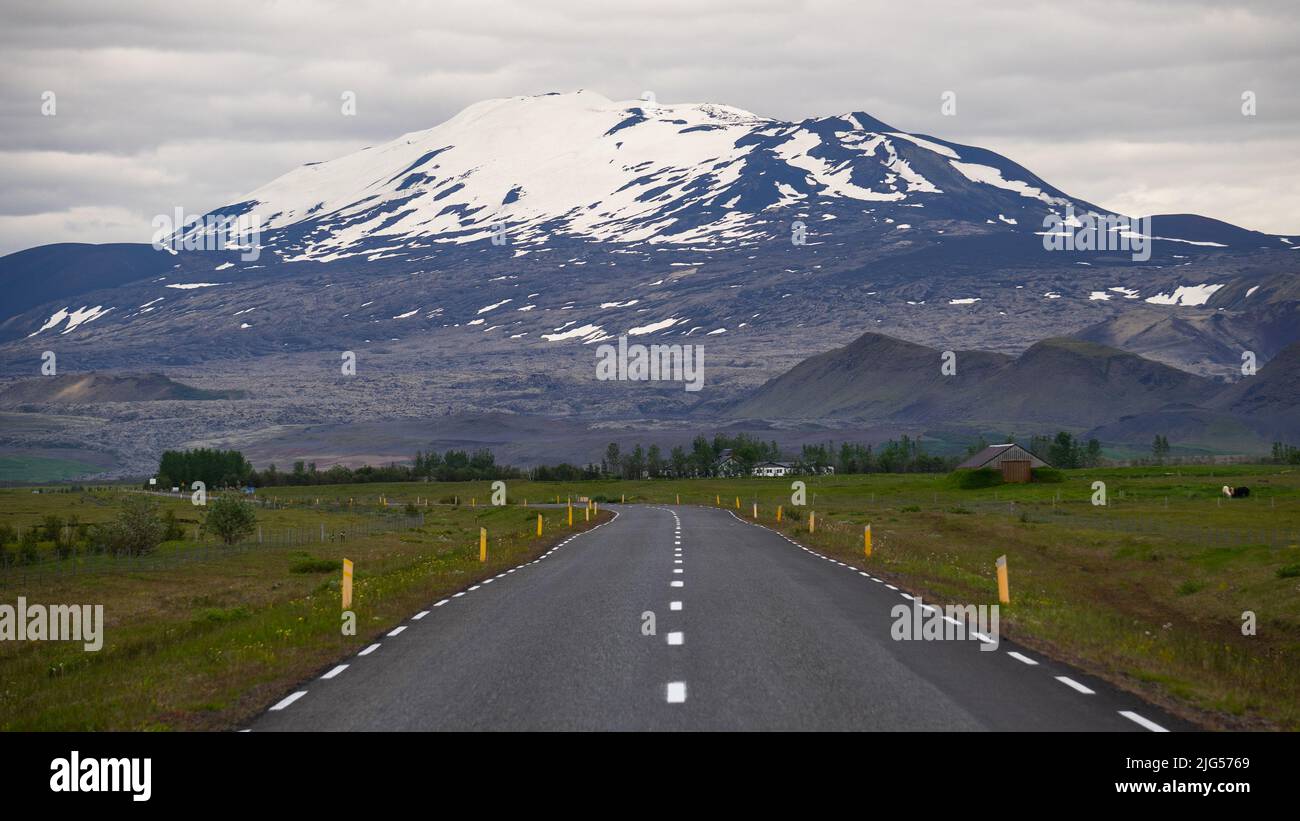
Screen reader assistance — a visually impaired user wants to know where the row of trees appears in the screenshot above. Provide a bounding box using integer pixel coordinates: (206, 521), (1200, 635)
(155, 449), (524, 489)
(0, 494), (257, 566)
(157, 448), (254, 490)
(601, 434), (783, 479)
(799, 436), (952, 474)
(1024, 432), (1104, 469)
(1270, 442), (1300, 464)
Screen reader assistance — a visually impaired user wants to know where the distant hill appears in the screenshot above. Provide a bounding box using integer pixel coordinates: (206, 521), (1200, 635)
(1210, 340), (1300, 421)
(725, 333), (1011, 420)
(0, 373), (247, 404)
(0, 243), (171, 338)
(1074, 271), (1300, 377)
(728, 332), (1220, 430)
(1076, 340), (1300, 451)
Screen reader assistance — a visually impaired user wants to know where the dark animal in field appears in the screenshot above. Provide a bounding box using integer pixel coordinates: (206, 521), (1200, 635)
(1222, 485), (1251, 498)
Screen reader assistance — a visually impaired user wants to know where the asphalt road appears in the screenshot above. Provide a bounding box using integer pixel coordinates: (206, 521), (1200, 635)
(250, 504), (1191, 731)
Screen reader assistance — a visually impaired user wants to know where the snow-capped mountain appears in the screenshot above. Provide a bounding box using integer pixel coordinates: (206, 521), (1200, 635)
(211, 90), (1102, 262)
(4, 90), (1298, 381)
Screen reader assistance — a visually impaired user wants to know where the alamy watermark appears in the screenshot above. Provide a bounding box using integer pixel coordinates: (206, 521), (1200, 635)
(596, 335), (704, 392)
(1042, 205), (1151, 262)
(0, 597), (103, 651)
(891, 596), (999, 651)
(151, 207), (262, 261)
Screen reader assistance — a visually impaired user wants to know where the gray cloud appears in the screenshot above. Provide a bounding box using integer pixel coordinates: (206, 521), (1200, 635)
(1, 0), (1297, 255)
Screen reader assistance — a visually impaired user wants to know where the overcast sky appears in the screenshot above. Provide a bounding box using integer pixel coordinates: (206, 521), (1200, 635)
(1, 0), (1297, 256)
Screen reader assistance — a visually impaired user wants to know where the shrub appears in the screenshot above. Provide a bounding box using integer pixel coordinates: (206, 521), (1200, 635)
(19, 528), (41, 564)
(203, 494), (258, 545)
(404, 502), (419, 516)
(291, 558), (342, 574)
(1032, 468), (1066, 483)
(42, 514), (63, 541)
(161, 509), (186, 541)
(1177, 579), (1206, 595)
(1277, 564), (1300, 579)
(96, 495), (165, 557)
(953, 468), (1002, 489)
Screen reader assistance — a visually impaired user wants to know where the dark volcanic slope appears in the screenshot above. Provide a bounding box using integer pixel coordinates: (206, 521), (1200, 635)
(0, 372), (247, 404)
(1210, 340), (1300, 420)
(728, 332), (1220, 430)
(971, 338), (1212, 427)
(726, 332), (1011, 419)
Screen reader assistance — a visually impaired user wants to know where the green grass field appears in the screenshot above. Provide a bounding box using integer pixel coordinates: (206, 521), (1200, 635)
(0, 488), (606, 730)
(0, 456), (108, 483)
(1, 463), (1297, 730)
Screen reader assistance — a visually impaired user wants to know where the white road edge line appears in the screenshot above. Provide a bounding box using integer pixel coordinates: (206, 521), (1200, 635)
(1119, 710), (1169, 732)
(358, 643), (380, 656)
(1056, 676), (1095, 694)
(270, 691), (307, 711)
(1007, 651), (1038, 665)
(321, 664), (349, 679)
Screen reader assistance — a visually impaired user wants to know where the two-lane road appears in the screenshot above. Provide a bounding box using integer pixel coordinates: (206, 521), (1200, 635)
(251, 504), (1189, 731)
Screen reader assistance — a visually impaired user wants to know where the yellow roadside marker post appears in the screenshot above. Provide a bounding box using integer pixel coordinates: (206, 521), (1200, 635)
(996, 555), (1010, 604)
(585, 505), (590, 522)
(594, 501), (599, 514)
(735, 496), (740, 510)
(864, 524), (872, 558)
(810, 511), (816, 533)
(716, 494), (720, 506)
(480, 528), (487, 562)
(568, 502), (573, 527)
(676, 494), (680, 505)
(622, 493), (626, 504)
(537, 514), (543, 536)
(342, 559), (353, 610)
(777, 505), (783, 522)
(752, 502), (757, 519)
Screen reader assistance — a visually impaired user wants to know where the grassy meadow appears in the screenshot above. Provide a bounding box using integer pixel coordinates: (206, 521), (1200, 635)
(0, 487), (606, 730)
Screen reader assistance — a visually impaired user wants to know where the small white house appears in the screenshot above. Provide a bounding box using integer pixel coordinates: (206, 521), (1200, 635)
(752, 461), (794, 477)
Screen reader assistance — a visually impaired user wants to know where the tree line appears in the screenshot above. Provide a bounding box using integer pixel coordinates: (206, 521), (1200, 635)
(154, 448), (522, 489)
